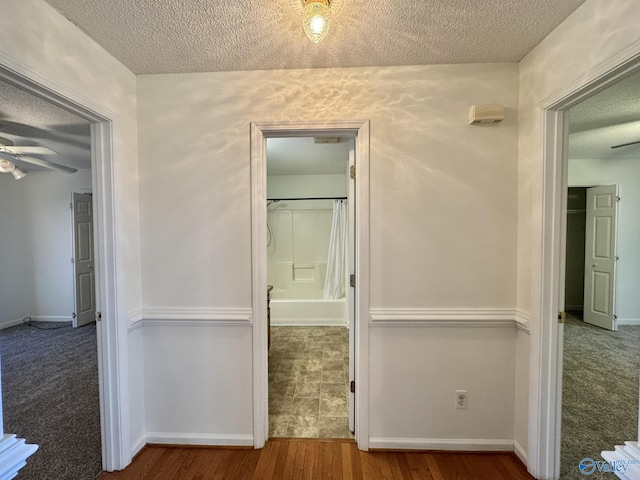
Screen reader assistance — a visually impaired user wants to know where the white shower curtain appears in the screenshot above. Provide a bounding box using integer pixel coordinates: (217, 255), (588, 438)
(323, 199), (347, 299)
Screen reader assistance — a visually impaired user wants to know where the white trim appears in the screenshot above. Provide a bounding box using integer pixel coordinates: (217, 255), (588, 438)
(130, 434), (146, 458)
(128, 309), (143, 323)
(28, 316), (74, 322)
(251, 120), (370, 451)
(532, 46), (640, 479)
(0, 434), (38, 480)
(142, 308), (252, 324)
(270, 318), (347, 327)
(617, 318), (640, 326)
(369, 437), (513, 452)
(127, 309), (144, 332)
(0, 50), (129, 471)
(128, 319), (144, 333)
(0, 318), (26, 330)
(145, 433), (253, 447)
(515, 310), (531, 334)
(370, 308), (518, 327)
(513, 439), (529, 466)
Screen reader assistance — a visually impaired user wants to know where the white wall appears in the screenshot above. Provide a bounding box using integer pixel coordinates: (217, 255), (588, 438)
(267, 173), (345, 300)
(0, 0), (143, 460)
(137, 63), (519, 447)
(569, 156), (640, 323)
(0, 169), (92, 326)
(267, 174), (347, 198)
(0, 175), (33, 328)
(518, 0), (640, 470)
(23, 169), (92, 319)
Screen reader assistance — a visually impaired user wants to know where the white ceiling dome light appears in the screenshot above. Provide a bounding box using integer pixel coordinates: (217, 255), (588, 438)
(0, 158), (27, 180)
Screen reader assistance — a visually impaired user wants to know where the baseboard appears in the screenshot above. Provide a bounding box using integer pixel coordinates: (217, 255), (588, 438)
(271, 318), (348, 327)
(29, 316), (73, 322)
(513, 439), (528, 466)
(145, 433), (254, 447)
(0, 316), (73, 330)
(0, 317), (26, 330)
(617, 318), (640, 326)
(131, 434), (147, 458)
(368, 437), (513, 451)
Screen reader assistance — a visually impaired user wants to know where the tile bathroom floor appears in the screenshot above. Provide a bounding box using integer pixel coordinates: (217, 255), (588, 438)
(268, 326), (353, 439)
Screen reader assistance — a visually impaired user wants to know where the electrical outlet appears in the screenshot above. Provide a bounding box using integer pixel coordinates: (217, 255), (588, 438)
(456, 390), (468, 409)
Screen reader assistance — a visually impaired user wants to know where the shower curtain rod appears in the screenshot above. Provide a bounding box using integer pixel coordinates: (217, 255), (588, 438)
(267, 197), (347, 201)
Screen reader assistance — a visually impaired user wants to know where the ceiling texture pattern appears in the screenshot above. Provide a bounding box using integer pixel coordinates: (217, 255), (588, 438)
(5, 0), (639, 174)
(45, 0), (587, 75)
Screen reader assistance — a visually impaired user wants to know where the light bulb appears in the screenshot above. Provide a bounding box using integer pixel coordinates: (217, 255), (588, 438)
(303, 0), (331, 44)
(0, 159), (16, 173)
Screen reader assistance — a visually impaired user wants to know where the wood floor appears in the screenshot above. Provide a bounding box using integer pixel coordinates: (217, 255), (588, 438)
(98, 439), (535, 480)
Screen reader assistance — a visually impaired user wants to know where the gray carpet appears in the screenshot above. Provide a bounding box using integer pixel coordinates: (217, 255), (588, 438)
(561, 315), (640, 479)
(0, 320), (102, 480)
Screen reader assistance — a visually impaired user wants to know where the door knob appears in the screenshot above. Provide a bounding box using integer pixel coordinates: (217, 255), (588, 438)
(592, 263), (598, 267)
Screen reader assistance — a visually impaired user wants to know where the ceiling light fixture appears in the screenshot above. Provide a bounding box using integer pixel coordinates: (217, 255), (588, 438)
(302, 0), (331, 44)
(0, 159), (27, 180)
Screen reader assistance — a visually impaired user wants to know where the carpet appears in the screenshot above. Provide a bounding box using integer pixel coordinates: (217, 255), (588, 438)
(0, 320), (102, 480)
(561, 315), (640, 479)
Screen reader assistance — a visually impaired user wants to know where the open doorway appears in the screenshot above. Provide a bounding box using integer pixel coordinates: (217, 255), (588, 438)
(0, 78), (102, 479)
(559, 72), (640, 478)
(250, 120), (370, 451)
(266, 136), (354, 439)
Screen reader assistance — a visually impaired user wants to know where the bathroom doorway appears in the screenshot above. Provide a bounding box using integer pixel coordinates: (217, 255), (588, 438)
(266, 136), (354, 439)
(250, 120), (370, 450)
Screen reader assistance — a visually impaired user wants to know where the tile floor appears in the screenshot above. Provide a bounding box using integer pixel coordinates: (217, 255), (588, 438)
(268, 326), (353, 439)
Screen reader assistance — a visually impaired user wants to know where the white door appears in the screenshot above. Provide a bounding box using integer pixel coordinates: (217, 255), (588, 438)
(72, 193), (96, 328)
(583, 185), (618, 330)
(347, 146), (356, 433)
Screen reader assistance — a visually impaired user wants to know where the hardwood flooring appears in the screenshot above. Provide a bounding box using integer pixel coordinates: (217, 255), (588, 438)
(98, 439), (535, 480)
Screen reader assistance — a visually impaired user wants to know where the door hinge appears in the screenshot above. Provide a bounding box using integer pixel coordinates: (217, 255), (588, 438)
(96, 311), (102, 322)
(350, 274), (355, 288)
(350, 165), (356, 179)
(558, 312), (566, 323)
(350, 380), (355, 393)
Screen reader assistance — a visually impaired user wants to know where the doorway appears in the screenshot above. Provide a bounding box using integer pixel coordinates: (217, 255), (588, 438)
(266, 136), (354, 439)
(0, 60), (126, 471)
(250, 120), (370, 450)
(537, 64), (640, 478)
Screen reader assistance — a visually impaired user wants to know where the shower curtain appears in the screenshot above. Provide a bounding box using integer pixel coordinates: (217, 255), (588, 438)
(323, 199), (347, 299)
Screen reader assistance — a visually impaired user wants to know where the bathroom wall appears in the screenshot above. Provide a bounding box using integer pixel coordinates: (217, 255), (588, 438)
(267, 200), (333, 299)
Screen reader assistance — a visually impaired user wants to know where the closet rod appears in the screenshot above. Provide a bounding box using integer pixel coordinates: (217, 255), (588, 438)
(267, 197), (347, 201)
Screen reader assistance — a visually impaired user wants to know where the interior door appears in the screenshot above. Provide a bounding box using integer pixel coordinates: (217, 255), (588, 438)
(72, 193), (96, 328)
(583, 185), (618, 330)
(347, 146), (355, 433)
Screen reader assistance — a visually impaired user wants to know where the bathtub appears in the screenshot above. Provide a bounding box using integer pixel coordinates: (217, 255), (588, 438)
(269, 290), (348, 326)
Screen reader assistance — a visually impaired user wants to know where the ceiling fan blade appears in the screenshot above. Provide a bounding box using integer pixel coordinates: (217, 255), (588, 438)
(0, 136), (15, 147)
(5, 146), (59, 155)
(16, 155), (78, 174)
(611, 140), (640, 149)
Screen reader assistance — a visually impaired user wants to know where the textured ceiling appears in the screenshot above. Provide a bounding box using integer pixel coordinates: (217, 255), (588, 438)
(45, 0), (587, 75)
(568, 71), (640, 159)
(0, 80), (90, 172)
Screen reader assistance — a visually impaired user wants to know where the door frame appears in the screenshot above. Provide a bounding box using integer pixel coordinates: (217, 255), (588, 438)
(250, 120), (370, 450)
(532, 53), (640, 477)
(0, 54), (130, 470)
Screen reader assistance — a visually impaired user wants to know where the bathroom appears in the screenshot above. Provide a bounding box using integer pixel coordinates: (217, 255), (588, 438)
(266, 135), (354, 438)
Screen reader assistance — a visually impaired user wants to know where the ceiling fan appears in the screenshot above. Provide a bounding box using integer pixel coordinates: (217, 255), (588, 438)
(0, 137), (78, 175)
(611, 140), (640, 149)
